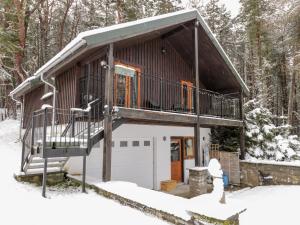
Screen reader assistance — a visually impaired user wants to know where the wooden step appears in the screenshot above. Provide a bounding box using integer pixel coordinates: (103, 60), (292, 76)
(31, 157), (68, 164)
(25, 167), (62, 175)
(27, 161), (65, 170)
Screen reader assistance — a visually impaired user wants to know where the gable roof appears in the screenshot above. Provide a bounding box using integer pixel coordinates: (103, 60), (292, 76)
(10, 9), (249, 97)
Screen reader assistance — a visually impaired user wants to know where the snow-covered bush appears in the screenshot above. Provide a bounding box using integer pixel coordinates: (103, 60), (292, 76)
(245, 99), (300, 161)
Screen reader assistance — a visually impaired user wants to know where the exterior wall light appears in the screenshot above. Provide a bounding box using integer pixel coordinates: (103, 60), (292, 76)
(100, 60), (109, 69)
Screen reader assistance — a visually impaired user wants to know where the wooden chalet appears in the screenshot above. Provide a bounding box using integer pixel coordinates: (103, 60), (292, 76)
(10, 9), (249, 196)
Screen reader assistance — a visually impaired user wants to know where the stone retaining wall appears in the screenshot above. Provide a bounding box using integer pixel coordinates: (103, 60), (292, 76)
(240, 161), (300, 187)
(14, 172), (65, 186)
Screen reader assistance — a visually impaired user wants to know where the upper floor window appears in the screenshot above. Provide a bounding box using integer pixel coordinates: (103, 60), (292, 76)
(114, 62), (141, 108)
(181, 80), (193, 112)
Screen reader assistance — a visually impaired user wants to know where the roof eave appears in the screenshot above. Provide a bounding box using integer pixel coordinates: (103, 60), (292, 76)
(195, 12), (250, 96)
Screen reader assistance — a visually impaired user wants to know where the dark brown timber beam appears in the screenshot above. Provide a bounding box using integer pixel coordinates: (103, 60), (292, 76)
(103, 43), (114, 182)
(194, 20), (201, 167)
(116, 107), (243, 127)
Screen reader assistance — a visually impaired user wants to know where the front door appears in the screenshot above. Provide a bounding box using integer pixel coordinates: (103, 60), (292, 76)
(171, 138), (182, 182)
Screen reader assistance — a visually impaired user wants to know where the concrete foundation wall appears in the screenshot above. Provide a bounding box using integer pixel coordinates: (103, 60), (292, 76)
(65, 124), (211, 190)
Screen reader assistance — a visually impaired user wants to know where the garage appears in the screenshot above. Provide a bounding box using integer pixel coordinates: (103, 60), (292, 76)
(111, 137), (154, 189)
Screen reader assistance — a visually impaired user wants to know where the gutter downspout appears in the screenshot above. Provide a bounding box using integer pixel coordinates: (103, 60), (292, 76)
(10, 93), (23, 140)
(41, 73), (56, 137)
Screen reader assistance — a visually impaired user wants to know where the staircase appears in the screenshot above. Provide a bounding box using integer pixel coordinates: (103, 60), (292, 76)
(20, 99), (123, 175)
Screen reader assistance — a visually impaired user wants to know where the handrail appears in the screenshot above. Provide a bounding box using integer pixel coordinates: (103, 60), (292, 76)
(21, 119), (32, 171)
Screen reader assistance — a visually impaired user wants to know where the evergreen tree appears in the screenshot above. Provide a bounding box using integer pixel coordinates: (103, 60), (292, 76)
(245, 99), (300, 161)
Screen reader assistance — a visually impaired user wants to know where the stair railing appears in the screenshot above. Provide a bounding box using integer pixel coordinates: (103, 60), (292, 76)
(20, 117), (33, 172)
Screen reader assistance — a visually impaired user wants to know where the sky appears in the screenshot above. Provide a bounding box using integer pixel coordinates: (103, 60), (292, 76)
(183, 0), (241, 18)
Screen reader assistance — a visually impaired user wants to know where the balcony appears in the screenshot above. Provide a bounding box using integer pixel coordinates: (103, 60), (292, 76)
(79, 72), (241, 121)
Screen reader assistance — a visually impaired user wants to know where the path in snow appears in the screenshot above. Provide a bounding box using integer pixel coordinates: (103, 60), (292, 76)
(0, 120), (170, 225)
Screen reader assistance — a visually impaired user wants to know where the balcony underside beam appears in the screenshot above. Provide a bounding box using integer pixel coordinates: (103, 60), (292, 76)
(116, 107), (243, 127)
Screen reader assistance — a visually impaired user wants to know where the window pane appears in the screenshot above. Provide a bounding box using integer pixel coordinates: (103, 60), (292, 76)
(184, 138), (194, 158)
(144, 140), (150, 146)
(132, 141), (139, 147)
(120, 141), (127, 147)
(171, 141), (180, 161)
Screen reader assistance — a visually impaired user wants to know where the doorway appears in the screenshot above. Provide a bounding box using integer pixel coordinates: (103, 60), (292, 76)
(171, 138), (183, 182)
(171, 137), (195, 183)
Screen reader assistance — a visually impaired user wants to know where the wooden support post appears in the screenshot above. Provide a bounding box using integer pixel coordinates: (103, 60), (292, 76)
(42, 158), (48, 198)
(239, 91), (245, 160)
(103, 43), (114, 182)
(194, 20), (202, 166)
(82, 156), (86, 192)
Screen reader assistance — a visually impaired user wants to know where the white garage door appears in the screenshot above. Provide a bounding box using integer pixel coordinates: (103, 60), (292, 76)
(111, 137), (154, 189)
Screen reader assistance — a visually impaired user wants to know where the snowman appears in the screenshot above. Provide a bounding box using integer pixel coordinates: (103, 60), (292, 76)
(207, 158), (226, 204)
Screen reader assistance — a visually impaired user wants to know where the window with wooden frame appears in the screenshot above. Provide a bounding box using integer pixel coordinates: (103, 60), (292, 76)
(183, 137), (195, 159)
(181, 81), (193, 112)
(114, 62), (141, 108)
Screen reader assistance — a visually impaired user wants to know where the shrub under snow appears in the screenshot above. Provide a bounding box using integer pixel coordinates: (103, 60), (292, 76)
(245, 99), (300, 161)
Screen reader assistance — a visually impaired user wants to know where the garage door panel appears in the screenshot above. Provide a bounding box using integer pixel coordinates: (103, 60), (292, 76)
(111, 137), (153, 189)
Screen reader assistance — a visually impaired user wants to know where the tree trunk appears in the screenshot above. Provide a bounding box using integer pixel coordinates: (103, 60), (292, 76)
(288, 70), (296, 125)
(58, 0), (73, 50)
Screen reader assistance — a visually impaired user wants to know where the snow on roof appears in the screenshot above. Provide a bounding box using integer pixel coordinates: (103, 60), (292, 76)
(11, 8), (249, 97)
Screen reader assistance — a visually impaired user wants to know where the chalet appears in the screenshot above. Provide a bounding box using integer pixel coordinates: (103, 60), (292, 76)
(10, 9), (249, 196)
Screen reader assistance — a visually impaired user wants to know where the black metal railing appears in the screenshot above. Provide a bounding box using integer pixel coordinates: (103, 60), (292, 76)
(21, 118), (33, 172)
(20, 99), (103, 172)
(78, 72), (241, 120)
(112, 72), (241, 120)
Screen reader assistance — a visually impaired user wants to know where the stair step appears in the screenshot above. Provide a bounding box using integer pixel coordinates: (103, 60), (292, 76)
(25, 167), (62, 175)
(31, 157), (68, 164)
(28, 161), (65, 169)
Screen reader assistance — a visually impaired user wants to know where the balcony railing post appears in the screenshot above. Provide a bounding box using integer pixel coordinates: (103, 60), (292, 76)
(160, 77), (163, 111)
(30, 112), (35, 155)
(87, 110), (91, 151)
(71, 111), (75, 137)
(220, 97), (223, 118)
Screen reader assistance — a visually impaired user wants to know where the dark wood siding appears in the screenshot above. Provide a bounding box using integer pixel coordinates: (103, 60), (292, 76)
(114, 37), (203, 110)
(23, 85), (44, 128)
(56, 65), (79, 110)
(115, 37), (196, 84)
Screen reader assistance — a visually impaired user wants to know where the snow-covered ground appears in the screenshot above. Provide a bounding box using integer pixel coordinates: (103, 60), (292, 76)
(0, 119), (169, 225)
(229, 186), (300, 225)
(1, 119), (300, 225)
